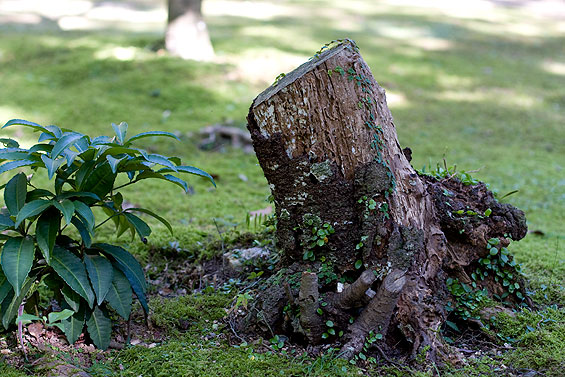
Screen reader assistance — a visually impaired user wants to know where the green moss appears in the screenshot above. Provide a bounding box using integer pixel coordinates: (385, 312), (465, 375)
(489, 307), (565, 376)
(151, 293), (230, 335)
(0, 362), (28, 377)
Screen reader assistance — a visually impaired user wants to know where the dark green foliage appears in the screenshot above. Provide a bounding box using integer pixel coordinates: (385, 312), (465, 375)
(0, 119), (214, 349)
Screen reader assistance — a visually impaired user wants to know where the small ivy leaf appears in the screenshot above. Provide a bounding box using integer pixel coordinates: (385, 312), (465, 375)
(354, 260), (362, 269)
(445, 320), (460, 333)
(111, 122), (128, 144)
(41, 155), (65, 180)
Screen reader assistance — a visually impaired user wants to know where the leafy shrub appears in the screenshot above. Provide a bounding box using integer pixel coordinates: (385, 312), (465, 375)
(0, 119), (215, 349)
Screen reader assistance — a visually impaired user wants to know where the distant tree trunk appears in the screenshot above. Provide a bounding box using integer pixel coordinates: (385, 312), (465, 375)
(166, 0), (214, 61)
(238, 41), (528, 363)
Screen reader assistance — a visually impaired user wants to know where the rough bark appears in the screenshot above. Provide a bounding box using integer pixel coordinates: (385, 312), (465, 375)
(240, 41), (528, 363)
(166, 0), (214, 61)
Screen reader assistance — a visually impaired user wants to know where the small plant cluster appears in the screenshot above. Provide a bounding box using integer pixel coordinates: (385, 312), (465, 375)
(301, 215), (334, 261)
(445, 237), (526, 330)
(350, 331), (383, 365)
(477, 237), (525, 300)
(445, 278), (489, 322)
(419, 160), (479, 185)
(357, 195), (389, 220)
(310, 39), (359, 61)
(0, 119), (214, 349)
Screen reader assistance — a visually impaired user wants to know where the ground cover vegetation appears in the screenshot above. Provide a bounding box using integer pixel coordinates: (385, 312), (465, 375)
(0, 0), (563, 375)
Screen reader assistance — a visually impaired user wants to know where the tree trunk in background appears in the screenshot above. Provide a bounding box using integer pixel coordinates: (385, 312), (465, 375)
(166, 0), (214, 61)
(240, 41), (528, 362)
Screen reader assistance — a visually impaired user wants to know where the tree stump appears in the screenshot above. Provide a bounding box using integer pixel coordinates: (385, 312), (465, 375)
(241, 41), (527, 362)
(166, 0), (214, 61)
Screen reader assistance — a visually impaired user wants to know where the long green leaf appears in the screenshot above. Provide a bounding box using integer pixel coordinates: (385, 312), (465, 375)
(80, 162), (116, 199)
(71, 217), (92, 247)
(62, 304), (85, 345)
(126, 131), (180, 145)
(0, 160), (39, 176)
(26, 188), (54, 201)
(51, 246), (95, 308)
(136, 170), (189, 193)
(2, 277), (35, 329)
(94, 243), (147, 313)
(0, 214), (15, 229)
(61, 284), (81, 312)
(57, 192), (100, 201)
(1, 237), (34, 296)
(48, 309), (75, 324)
(15, 199), (52, 227)
(41, 155), (65, 180)
(159, 165), (216, 187)
(86, 306), (111, 350)
(84, 255), (113, 306)
(127, 208), (173, 236)
(75, 160), (96, 189)
(36, 208), (60, 264)
(4, 173), (27, 216)
(106, 155), (125, 174)
(2, 119), (54, 135)
(145, 154), (177, 172)
(0, 138), (19, 148)
(0, 269), (12, 306)
(0, 149), (32, 161)
(45, 124), (63, 138)
(73, 201), (95, 231)
(53, 199), (75, 225)
(104, 267), (132, 320)
(111, 122), (128, 144)
(123, 212), (151, 241)
(51, 133), (86, 159)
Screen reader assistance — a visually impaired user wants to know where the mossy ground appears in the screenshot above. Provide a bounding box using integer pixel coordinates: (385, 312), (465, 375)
(0, 0), (563, 375)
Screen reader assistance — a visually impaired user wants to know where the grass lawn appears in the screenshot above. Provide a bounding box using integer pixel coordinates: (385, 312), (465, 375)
(0, 0), (563, 375)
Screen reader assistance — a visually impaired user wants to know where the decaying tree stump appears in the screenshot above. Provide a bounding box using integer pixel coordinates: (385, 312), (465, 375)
(239, 41), (527, 363)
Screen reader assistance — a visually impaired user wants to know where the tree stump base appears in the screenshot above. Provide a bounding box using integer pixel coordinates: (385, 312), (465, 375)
(236, 40), (527, 364)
